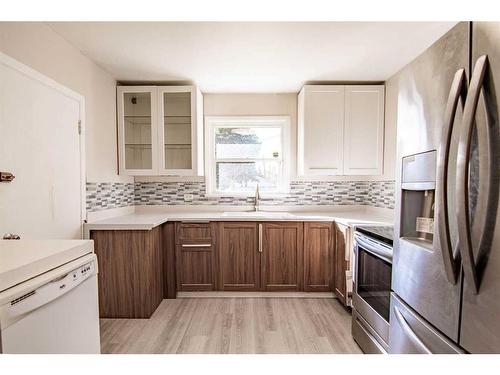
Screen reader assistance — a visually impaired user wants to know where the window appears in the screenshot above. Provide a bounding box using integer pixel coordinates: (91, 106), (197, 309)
(205, 116), (291, 196)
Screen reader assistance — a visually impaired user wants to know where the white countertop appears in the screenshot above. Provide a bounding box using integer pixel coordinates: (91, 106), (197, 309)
(84, 205), (394, 236)
(0, 240), (94, 292)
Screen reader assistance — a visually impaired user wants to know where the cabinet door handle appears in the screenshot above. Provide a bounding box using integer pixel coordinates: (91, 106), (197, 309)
(258, 224), (263, 252)
(181, 243), (212, 248)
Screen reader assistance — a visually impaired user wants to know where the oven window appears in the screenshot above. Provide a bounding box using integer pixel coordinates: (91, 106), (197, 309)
(357, 248), (392, 321)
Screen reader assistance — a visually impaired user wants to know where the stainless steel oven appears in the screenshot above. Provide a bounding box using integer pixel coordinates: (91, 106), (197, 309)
(352, 225), (393, 354)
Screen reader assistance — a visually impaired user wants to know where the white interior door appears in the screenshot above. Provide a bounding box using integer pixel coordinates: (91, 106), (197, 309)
(0, 55), (84, 239)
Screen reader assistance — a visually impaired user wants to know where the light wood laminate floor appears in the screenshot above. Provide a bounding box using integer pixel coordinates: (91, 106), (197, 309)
(100, 298), (361, 354)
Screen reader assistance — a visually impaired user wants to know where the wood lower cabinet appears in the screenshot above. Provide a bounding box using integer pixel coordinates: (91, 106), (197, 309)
(334, 223), (349, 305)
(218, 222), (260, 291)
(175, 222), (217, 291)
(161, 222), (177, 299)
(261, 222), (304, 291)
(303, 222), (334, 292)
(90, 219), (346, 320)
(91, 227), (163, 318)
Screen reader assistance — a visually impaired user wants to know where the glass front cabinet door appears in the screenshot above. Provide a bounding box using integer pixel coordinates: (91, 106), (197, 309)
(117, 86), (203, 176)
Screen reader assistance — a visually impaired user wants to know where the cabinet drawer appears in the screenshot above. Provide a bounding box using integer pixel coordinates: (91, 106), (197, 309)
(175, 222), (214, 244)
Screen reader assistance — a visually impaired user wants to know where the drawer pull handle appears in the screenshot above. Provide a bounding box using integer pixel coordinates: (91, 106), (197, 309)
(258, 224), (263, 253)
(181, 243), (212, 248)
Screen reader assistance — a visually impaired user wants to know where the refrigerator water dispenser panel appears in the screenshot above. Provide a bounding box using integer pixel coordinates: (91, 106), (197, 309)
(400, 151), (437, 245)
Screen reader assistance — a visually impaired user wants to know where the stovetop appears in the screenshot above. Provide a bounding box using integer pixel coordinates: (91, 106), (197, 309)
(355, 225), (394, 246)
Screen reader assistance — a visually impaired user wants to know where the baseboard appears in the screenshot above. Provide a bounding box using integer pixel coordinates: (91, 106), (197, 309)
(177, 291), (335, 298)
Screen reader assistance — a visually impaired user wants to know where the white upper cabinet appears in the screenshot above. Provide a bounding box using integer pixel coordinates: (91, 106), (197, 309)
(118, 86), (158, 176)
(343, 85), (385, 175)
(118, 85), (204, 176)
(297, 84), (385, 176)
(158, 86), (203, 176)
(298, 85), (345, 175)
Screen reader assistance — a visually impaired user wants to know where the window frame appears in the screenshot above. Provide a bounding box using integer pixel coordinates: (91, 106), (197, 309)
(204, 116), (291, 197)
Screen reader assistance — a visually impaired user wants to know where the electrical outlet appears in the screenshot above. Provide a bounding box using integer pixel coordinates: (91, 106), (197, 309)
(184, 194), (194, 202)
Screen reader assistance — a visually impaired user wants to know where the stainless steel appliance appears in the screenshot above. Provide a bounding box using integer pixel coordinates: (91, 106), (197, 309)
(391, 21), (500, 353)
(352, 225), (393, 353)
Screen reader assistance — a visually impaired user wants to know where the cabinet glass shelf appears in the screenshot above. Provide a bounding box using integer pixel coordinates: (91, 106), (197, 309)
(164, 115), (191, 126)
(164, 144), (192, 149)
(125, 144), (152, 148)
(124, 116), (151, 126)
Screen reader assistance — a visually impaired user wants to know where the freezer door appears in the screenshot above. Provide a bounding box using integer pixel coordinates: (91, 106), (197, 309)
(460, 22), (500, 353)
(389, 293), (462, 354)
(392, 22), (469, 342)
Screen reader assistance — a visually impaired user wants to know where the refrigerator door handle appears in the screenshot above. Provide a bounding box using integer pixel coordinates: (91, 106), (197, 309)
(457, 55), (491, 293)
(393, 306), (432, 354)
(437, 68), (467, 284)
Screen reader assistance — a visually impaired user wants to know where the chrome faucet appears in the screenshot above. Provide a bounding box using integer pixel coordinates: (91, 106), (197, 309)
(254, 184), (261, 212)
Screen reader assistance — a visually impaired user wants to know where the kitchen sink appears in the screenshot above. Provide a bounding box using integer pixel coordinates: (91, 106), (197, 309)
(221, 211), (296, 219)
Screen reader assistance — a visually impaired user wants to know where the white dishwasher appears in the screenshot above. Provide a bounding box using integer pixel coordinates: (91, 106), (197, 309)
(0, 253), (100, 354)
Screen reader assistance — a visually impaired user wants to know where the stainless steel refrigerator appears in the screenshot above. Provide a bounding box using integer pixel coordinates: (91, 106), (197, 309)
(391, 21), (500, 354)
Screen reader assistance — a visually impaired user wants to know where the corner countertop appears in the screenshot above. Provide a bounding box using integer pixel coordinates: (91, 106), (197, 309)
(84, 205), (394, 237)
(0, 240), (94, 293)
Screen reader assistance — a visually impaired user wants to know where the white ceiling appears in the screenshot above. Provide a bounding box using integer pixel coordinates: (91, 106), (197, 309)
(49, 22), (457, 93)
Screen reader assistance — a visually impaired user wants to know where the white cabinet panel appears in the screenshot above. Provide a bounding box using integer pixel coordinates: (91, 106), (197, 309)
(297, 84), (385, 177)
(118, 86), (158, 175)
(158, 87), (204, 176)
(298, 85), (345, 175)
(343, 85), (385, 175)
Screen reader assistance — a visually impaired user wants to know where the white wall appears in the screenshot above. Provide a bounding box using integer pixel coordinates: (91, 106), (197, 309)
(0, 22), (397, 184)
(0, 22), (130, 183)
(137, 91), (396, 182)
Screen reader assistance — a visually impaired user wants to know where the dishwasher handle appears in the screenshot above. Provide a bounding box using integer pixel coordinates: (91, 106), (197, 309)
(8, 261), (95, 317)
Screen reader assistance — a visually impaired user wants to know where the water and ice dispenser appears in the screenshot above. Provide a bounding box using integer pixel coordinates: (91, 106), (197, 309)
(400, 150), (437, 248)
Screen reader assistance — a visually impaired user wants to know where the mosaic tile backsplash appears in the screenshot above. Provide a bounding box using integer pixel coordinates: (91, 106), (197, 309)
(86, 182), (135, 212)
(86, 180), (395, 212)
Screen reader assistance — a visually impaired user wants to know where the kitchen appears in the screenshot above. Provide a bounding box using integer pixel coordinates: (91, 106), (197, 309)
(0, 1), (499, 372)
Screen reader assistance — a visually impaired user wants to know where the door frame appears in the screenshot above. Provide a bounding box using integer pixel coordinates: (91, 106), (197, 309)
(0, 51), (86, 238)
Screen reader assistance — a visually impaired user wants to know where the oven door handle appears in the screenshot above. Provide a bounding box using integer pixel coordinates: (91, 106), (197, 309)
(354, 235), (392, 263)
